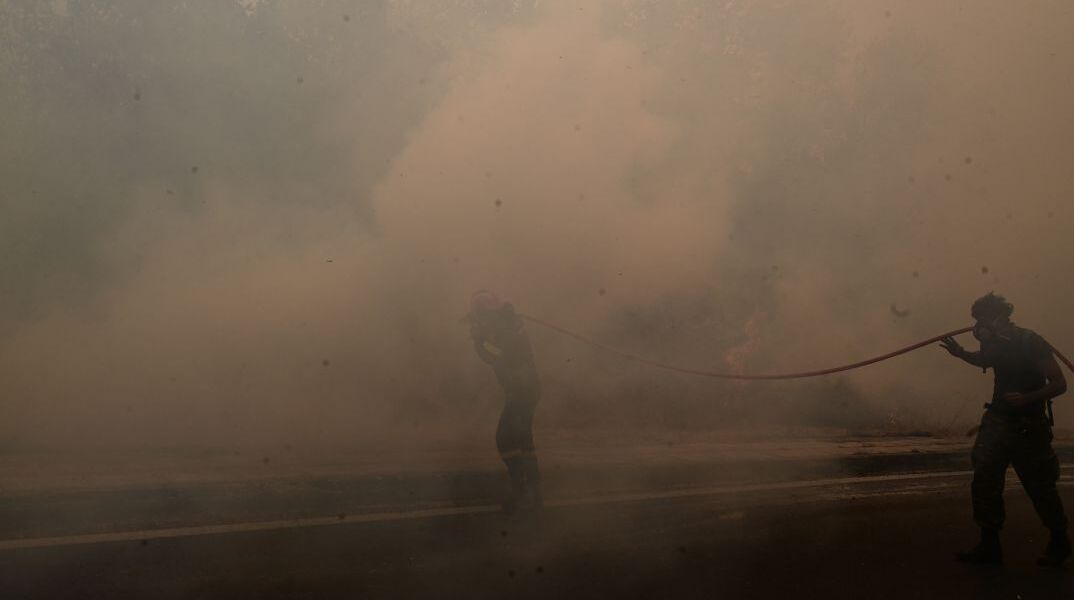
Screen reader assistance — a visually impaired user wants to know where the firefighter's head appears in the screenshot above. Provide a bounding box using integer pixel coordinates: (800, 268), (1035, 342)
(466, 290), (518, 335)
(469, 290), (505, 316)
(971, 292), (1014, 342)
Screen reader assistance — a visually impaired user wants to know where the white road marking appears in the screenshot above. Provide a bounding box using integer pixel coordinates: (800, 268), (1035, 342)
(551, 469), (974, 508)
(3, 466), (1070, 552)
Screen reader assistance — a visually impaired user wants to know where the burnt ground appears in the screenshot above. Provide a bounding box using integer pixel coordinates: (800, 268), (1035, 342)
(2, 446), (1073, 599)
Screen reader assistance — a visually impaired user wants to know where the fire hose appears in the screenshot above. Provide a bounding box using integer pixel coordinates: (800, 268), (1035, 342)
(520, 315), (1074, 432)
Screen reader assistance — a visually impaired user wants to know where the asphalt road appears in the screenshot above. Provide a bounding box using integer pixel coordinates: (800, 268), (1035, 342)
(2, 465), (1073, 600)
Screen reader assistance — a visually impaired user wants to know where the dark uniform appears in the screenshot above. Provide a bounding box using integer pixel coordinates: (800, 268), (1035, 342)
(472, 306), (542, 508)
(970, 326), (1067, 532)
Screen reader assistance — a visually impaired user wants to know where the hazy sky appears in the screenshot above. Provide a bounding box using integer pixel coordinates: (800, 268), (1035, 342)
(3, 1), (1074, 450)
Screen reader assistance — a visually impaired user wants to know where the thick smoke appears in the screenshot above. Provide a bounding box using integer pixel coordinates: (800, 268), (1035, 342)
(3, 0), (1074, 451)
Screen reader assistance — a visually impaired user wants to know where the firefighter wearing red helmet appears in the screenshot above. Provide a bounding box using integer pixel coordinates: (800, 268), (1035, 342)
(467, 290), (543, 512)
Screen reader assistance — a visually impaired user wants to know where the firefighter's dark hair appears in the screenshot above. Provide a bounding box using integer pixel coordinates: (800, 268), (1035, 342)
(971, 292), (1014, 321)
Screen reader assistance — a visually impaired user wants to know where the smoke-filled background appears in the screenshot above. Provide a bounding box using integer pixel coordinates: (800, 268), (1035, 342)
(3, 0), (1073, 451)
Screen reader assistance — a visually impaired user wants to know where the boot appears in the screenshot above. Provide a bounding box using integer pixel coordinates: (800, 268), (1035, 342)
(956, 528), (1002, 565)
(1037, 529), (1072, 567)
(501, 458), (526, 514)
(518, 456), (543, 511)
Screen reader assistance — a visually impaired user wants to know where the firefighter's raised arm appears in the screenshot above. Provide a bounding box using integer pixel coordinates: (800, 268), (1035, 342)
(940, 336), (988, 368)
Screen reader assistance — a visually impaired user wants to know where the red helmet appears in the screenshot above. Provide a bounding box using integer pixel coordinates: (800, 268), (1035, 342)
(469, 289), (505, 315)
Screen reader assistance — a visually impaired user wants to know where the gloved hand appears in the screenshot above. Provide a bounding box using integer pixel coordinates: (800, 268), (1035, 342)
(940, 336), (964, 358)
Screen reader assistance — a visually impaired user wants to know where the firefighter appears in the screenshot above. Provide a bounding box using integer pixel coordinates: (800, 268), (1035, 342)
(941, 293), (1070, 566)
(467, 290), (543, 511)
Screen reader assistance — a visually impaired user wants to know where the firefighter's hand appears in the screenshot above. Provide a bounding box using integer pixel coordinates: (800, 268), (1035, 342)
(940, 337), (964, 357)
